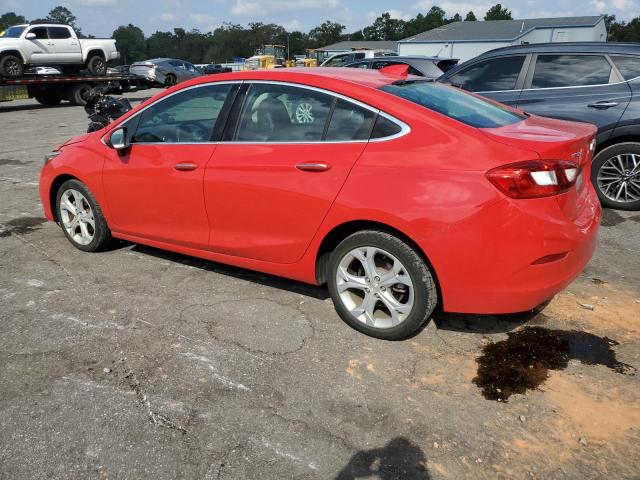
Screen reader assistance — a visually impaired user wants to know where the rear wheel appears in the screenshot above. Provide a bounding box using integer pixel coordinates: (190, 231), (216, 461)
(68, 83), (92, 106)
(0, 54), (24, 78)
(327, 230), (438, 340)
(86, 55), (106, 75)
(592, 142), (640, 211)
(55, 179), (111, 252)
(34, 92), (62, 106)
(164, 73), (177, 87)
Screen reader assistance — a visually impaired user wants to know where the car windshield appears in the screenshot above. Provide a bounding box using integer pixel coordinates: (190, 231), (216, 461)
(380, 81), (525, 129)
(0, 25), (26, 38)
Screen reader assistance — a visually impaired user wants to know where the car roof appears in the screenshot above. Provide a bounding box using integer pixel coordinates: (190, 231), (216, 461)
(478, 41), (640, 58)
(179, 67), (402, 90)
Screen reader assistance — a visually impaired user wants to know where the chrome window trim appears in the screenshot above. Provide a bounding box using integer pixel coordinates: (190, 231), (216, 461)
(113, 79), (410, 145)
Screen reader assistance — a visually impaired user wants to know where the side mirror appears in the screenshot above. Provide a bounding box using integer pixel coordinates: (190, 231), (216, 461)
(107, 127), (129, 150)
(25, 32), (36, 40)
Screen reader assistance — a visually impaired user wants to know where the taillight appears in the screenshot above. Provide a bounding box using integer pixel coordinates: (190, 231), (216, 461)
(486, 159), (581, 199)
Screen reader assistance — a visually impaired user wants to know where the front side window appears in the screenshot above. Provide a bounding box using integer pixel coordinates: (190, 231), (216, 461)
(27, 27), (49, 39)
(531, 55), (612, 88)
(132, 84), (233, 143)
(235, 84), (333, 142)
(49, 27), (71, 39)
(346, 62), (370, 69)
(325, 54), (349, 67)
(325, 99), (376, 141)
(611, 55), (640, 81)
(448, 56), (525, 92)
(381, 81), (525, 129)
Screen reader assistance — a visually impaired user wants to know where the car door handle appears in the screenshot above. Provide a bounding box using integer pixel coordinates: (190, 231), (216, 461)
(174, 163), (198, 171)
(588, 101), (619, 109)
(296, 163), (330, 172)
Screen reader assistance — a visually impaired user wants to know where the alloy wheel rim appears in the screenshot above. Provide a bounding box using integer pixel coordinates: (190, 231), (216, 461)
(336, 246), (414, 329)
(7, 59), (20, 75)
(60, 189), (95, 245)
(94, 59), (105, 73)
(597, 153), (640, 203)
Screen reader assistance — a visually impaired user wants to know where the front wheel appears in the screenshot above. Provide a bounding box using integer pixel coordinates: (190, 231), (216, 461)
(0, 54), (24, 78)
(55, 179), (111, 252)
(592, 142), (640, 211)
(164, 73), (177, 87)
(327, 231), (438, 340)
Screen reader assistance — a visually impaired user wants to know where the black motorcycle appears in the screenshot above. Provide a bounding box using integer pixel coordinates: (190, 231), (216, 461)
(85, 87), (133, 133)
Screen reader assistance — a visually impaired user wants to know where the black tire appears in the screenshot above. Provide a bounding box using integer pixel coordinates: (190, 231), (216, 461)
(164, 73), (177, 87)
(34, 93), (62, 106)
(591, 142), (640, 211)
(68, 84), (92, 106)
(327, 230), (438, 340)
(85, 55), (106, 75)
(55, 179), (111, 252)
(0, 54), (24, 78)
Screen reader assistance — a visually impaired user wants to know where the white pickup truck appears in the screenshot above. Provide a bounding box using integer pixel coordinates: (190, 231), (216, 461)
(0, 24), (119, 78)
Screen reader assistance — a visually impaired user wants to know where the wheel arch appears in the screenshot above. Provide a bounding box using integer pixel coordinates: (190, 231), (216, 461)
(49, 173), (80, 222)
(0, 49), (26, 64)
(314, 219), (442, 306)
(595, 135), (640, 155)
(85, 49), (106, 61)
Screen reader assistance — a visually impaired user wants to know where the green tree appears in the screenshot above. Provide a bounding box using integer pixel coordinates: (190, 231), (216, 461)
(112, 24), (147, 64)
(348, 30), (365, 41)
(484, 4), (512, 21)
(450, 13), (462, 23)
(403, 6), (448, 37)
(46, 6), (86, 37)
(0, 12), (26, 31)
(308, 20), (345, 47)
(362, 12), (406, 40)
(465, 11), (477, 21)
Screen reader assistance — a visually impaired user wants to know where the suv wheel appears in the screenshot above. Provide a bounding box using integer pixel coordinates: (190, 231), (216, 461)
(327, 230), (438, 340)
(592, 142), (640, 211)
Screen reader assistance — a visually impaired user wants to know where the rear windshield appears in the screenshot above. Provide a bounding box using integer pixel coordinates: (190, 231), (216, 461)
(380, 81), (525, 128)
(0, 26), (26, 38)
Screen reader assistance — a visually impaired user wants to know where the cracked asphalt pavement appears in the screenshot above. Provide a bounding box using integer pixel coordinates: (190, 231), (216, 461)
(1, 91), (639, 479)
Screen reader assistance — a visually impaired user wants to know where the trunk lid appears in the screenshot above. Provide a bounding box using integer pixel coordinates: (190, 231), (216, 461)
(481, 114), (597, 221)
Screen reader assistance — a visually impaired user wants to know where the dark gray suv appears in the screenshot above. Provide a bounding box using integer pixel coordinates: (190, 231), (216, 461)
(439, 42), (640, 210)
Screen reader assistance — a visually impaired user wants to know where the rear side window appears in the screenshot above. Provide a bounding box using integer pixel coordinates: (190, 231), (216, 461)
(380, 81), (525, 128)
(49, 27), (71, 39)
(531, 55), (612, 88)
(346, 62), (370, 69)
(325, 99), (376, 141)
(324, 54), (349, 67)
(611, 55), (640, 80)
(448, 56), (525, 92)
(370, 115), (402, 139)
(235, 83), (333, 142)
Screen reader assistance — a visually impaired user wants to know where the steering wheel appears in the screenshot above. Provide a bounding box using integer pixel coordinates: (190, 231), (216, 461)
(176, 121), (209, 142)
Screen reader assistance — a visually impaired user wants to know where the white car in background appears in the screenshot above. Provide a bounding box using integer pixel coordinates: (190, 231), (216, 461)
(320, 50), (397, 67)
(0, 24), (119, 77)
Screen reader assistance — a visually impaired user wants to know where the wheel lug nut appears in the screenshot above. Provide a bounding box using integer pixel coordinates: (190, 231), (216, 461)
(381, 286), (386, 292)
(365, 277), (370, 283)
(365, 287), (370, 292)
(374, 276), (380, 282)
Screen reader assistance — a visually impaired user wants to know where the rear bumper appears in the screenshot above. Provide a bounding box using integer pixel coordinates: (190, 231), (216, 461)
(422, 185), (601, 314)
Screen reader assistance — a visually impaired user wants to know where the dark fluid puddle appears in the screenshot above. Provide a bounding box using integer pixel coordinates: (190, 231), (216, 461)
(0, 158), (25, 166)
(1, 216), (47, 237)
(473, 327), (636, 402)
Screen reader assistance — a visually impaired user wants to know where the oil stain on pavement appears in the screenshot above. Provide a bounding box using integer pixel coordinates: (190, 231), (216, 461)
(0, 216), (47, 237)
(473, 326), (636, 402)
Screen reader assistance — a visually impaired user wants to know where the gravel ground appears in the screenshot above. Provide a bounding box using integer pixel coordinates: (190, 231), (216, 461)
(1, 90), (639, 480)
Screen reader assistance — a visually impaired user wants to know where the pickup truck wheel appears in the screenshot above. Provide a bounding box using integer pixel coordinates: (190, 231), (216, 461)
(86, 55), (106, 75)
(592, 142), (640, 211)
(69, 83), (92, 106)
(34, 92), (62, 106)
(0, 54), (24, 78)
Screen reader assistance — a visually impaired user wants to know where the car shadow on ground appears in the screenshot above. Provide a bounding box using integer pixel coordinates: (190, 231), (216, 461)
(128, 242), (538, 335)
(0, 102), (76, 113)
(335, 437), (430, 479)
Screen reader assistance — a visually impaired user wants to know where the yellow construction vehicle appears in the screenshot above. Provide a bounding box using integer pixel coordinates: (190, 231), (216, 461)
(294, 49), (319, 68)
(244, 45), (288, 70)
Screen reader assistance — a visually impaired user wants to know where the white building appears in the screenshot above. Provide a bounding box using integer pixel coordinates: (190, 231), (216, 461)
(398, 16), (607, 62)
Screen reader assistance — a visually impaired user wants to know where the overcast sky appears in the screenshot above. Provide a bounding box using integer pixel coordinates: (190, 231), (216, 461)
(1, 0), (635, 37)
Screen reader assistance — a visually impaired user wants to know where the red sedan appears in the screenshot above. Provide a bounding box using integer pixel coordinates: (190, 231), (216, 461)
(39, 68), (601, 339)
